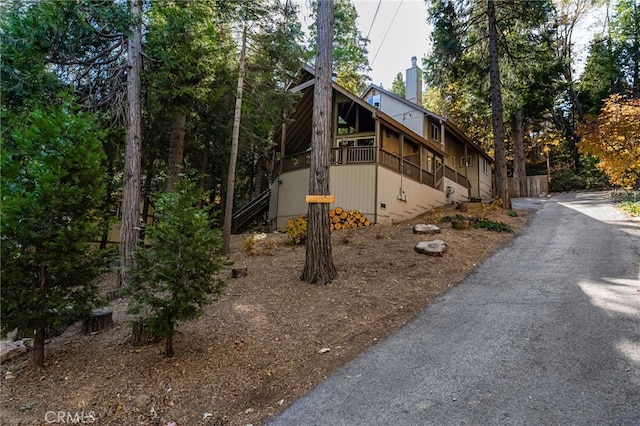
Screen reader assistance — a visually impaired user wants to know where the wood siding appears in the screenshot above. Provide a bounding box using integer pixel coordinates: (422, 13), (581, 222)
(376, 92), (424, 136)
(273, 165), (376, 229)
(508, 175), (548, 198)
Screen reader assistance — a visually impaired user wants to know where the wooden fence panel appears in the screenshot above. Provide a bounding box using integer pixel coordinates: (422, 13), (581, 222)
(508, 175), (549, 198)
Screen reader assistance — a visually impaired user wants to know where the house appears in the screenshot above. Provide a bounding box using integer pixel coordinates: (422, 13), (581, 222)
(361, 57), (493, 202)
(262, 60), (493, 231)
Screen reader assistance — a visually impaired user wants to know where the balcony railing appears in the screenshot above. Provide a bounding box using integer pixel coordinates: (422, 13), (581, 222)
(445, 165), (470, 188)
(279, 146), (465, 191)
(331, 146), (375, 164)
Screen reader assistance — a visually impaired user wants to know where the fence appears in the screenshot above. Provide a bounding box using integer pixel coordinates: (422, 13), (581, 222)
(508, 175), (549, 198)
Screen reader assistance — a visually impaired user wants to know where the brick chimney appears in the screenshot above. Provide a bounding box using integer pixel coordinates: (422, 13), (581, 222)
(405, 56), (423, 106)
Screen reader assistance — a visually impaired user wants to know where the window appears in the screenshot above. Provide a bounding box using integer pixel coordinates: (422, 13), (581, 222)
(483, 159), (489, 175)
(431, 123), (439, 141)
(366, 94), (381, 109)
(460, 155), (472, 167)
(338, 137), (374, 147)
(423, 149), (434, 173)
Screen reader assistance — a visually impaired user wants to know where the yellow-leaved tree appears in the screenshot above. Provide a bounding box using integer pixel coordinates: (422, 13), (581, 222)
(578, 94), (640, 188)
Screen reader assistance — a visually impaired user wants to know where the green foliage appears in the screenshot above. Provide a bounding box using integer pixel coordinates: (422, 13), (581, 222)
(306, 0), (371, 94)
(611, 190), (640, 216)
(390, 72), (405, 97)
(550, 168), (586, 192)
(1, 0), (128, 110)
(507, 210), (518, 217)
(473, 218), (513, 233)
(1, 98), (108, 364)
(438, 214), (468, 223)
(578, 36), (624, 115)
(128, 179), (227, 356)
(286, 215), (308, 245)
(439, 213), (512, 232)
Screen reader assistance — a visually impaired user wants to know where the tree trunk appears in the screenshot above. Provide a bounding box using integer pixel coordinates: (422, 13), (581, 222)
(487, 0), (510, 208)
(119, 0), (143, 289)
(165, 324), (175, 357)
(140, 163), (153, 242)
(100, 153), (115, 249)
(33, 327), (45, 368)
(301, 0), (337, 285)
(223, 24), (248, 254)
(166, 111), (187, 191)
(512, 110), (526, 198)
(632, 0), (639, 97)
(33, 264), (47, 367)
(198, 140), (209, 192)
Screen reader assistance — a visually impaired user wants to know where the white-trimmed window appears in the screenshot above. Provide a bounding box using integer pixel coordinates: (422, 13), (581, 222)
(460, 155), (472, 167)
(431, 123), (439, 141)
(482, 158), (489, 175)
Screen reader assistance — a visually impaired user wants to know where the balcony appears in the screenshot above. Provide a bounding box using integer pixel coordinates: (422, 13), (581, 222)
(278, 146), (452, 190)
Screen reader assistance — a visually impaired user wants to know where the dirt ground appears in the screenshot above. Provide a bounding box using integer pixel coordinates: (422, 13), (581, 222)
(1, 202), (531, 426)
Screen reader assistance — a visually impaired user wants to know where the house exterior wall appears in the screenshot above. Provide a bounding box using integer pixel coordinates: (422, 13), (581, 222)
(478, 159), (493, 199)
(371, 91), (424, 136)
(272, 164), (377, 230)
(376, 166), (446, 225)
(273, 168), (309, 229)
(443, 177), (470, 204)
(381, 129), (401, 155)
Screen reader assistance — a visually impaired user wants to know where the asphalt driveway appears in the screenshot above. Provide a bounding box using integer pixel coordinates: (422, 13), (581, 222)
(268, 192), (640, 426)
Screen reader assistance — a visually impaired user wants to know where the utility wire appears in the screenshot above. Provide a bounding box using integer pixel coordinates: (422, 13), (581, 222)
(370, 0), (404, 67)
(365, 0), (383, 40)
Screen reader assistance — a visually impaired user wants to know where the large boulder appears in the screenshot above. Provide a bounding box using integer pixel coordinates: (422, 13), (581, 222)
(414, 240), (447, 257)
(413, 224), (441, 235)
(0, 340), (28, 363)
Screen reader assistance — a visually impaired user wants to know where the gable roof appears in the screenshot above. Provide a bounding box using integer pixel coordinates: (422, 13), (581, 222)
(362, 84), (494, 163)
(277, 67), (447, 157)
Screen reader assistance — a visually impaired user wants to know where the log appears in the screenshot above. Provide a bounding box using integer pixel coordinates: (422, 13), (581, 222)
(82, 309), (113, 334)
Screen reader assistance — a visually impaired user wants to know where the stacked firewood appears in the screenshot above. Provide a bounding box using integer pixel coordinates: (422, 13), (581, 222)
(329, 207), (371, 230)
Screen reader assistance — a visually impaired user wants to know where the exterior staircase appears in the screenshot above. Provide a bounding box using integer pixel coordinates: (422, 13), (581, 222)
(232, 189), (270, 234)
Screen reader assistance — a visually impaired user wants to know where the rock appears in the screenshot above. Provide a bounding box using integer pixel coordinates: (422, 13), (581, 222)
(414, 240), (447, 257)
(5, 371), (16, 380)
(0, 340), (27, 363)
(451, 219), (470, 230)
(413, 224), (441, 235)
(132, 394), (150, 408)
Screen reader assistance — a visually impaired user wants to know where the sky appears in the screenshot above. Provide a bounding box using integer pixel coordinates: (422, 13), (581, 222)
(297, 0), (602, 90)
(352, 0), (432, 88)
(297, 0), (430, 88)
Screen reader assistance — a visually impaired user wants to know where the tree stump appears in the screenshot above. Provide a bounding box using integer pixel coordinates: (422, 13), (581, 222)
(105, 289), (120, 301)
(232, 267), (248, 278)
(131, 320), (161, 346)
(82, 309), (113, 334)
